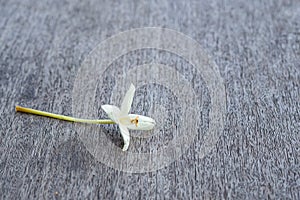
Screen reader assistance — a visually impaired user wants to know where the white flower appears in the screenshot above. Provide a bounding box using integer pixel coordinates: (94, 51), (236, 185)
(101, 84), (156, 151)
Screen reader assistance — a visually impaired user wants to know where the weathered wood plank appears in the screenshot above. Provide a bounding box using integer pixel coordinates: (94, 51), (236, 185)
(0, 0), (299, 199)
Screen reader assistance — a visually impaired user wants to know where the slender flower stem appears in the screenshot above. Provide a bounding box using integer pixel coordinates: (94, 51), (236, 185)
(15, 105), (115, 124)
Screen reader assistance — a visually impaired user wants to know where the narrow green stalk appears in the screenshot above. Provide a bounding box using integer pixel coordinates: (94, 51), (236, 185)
(15, 105), (115, 124)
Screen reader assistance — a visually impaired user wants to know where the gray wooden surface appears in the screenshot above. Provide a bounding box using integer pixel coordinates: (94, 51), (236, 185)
(0, 0), (299, 199)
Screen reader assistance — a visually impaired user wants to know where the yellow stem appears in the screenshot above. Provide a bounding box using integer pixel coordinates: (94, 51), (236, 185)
(15, 105), (115, 124)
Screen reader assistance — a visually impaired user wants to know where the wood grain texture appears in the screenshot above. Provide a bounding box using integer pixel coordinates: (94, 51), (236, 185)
(0, 0), (299, 199)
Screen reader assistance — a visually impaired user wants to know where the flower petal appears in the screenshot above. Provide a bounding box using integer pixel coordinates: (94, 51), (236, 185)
(127, 114), (156, 130)
(120, 83), (135, 114)
(119, 124), (130, 151)
(101, 105), (122, 123)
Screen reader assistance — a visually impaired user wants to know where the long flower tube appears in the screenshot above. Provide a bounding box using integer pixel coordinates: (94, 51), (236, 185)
(15, 84), (155, 151)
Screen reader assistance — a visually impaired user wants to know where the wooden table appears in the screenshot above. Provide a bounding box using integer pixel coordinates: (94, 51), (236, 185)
(1, 0), (299, 199)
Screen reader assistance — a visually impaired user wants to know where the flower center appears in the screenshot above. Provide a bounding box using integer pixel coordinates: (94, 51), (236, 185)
(131, 116), (139, 127)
